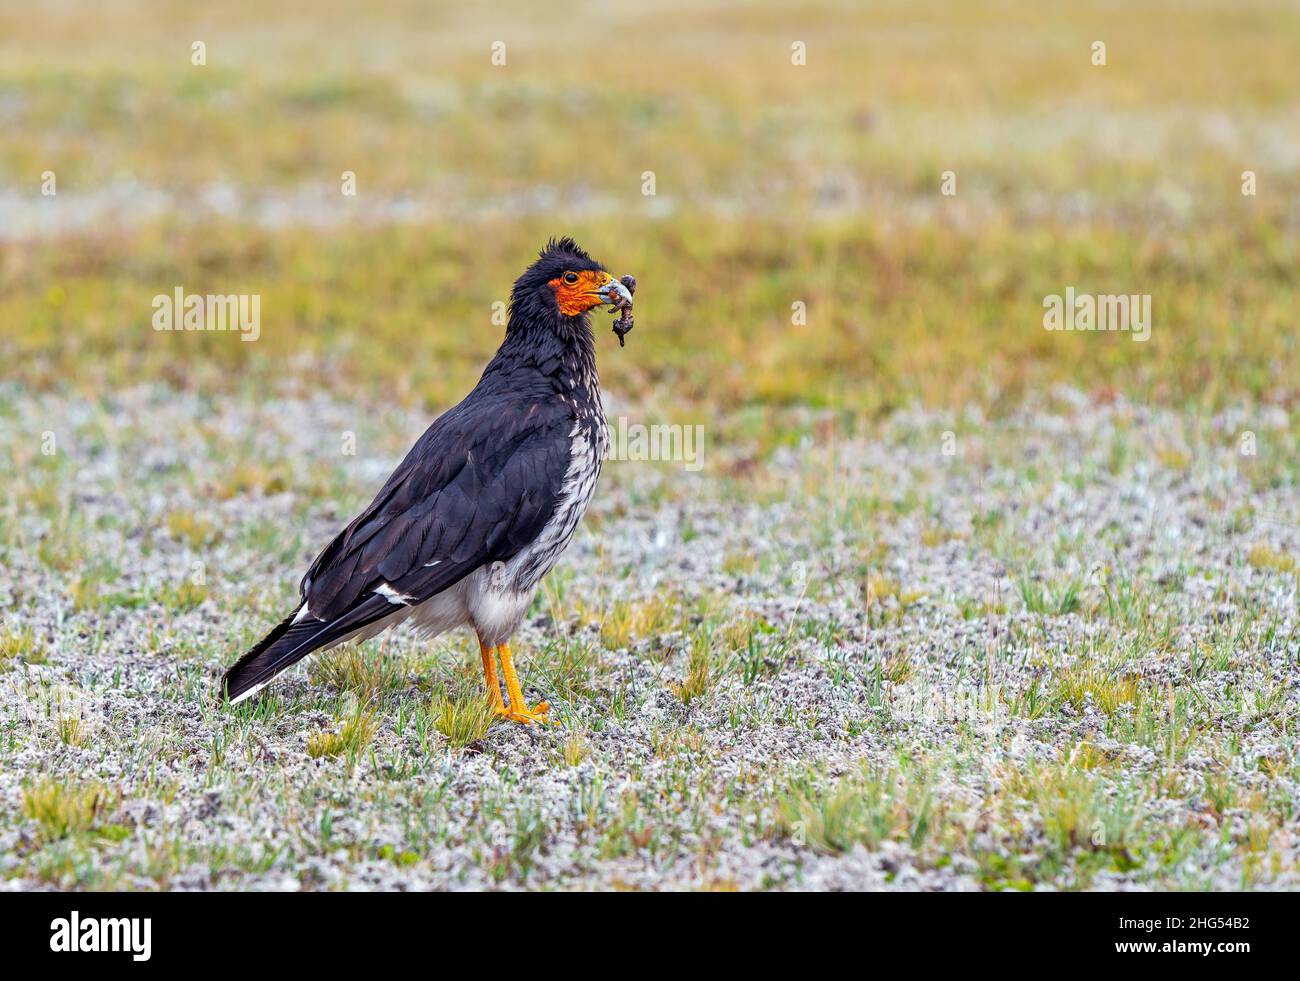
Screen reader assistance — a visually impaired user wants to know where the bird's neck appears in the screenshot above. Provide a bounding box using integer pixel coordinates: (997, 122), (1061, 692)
(488, 313), (600, 397)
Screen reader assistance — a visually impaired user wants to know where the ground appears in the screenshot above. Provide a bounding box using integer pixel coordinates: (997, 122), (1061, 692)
(0, 0), (1297, 890)
(2, 388), (1296, 889)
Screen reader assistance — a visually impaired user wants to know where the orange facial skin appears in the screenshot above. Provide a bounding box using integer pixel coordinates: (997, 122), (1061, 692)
(548, 269), (614, 316)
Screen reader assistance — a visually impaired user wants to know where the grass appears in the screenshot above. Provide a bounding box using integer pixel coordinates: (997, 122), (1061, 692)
(0, 626), (41, 667)
(1019, 574), (1083, 617)
(1054, 663), (1141, 716)
(775, 760), (938, 856)
(310, 645), (410, 700)
(166, 510), (217, 547)
(597, 593), (683, 651)
(427, 689), (496, 749)
(305, 703), (379, 761)
(773, 755), (1174, 889)
(2, 2), (1298, 422)
(672, 629), (724, 706)
(1248, 544), (1296, 575)
(56, 715), (90, 748)
(22, 779), (107, 841)
(556, 732), (591, 768)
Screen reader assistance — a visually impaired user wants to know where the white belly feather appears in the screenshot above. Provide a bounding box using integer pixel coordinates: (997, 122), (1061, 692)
(412, 419), (604, 647)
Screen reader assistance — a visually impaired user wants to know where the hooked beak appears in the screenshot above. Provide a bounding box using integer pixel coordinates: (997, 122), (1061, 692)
(595, 277), (633, 306)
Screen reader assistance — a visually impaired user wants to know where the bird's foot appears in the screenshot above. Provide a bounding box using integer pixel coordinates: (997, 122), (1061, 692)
(490, 642), (550, 724)
(495, 700), (550, 725)
(488, 701), (546, 727)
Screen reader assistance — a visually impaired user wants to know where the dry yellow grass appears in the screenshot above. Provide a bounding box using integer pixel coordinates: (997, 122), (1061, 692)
(1248, 544), (1296, 574)
(1, 1), (1296, 419)
(306, 704), (379, 760)
(22, 779), (107, 840)
(428, 690), (496, 749)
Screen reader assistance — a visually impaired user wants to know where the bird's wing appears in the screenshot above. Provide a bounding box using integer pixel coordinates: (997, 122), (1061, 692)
(219, 390), (578, 703)
(302, 391), (576, 621)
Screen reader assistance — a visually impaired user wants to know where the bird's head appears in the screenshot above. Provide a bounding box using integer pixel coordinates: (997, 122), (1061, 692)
(509, 237), (632, 336)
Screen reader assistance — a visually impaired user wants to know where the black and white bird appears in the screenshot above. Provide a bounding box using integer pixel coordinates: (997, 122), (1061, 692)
(219, 238), (632, 723)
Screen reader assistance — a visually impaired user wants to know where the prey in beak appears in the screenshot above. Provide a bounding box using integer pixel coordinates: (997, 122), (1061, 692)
(546, 265), (638, 345)
(598, 274), (636, 346)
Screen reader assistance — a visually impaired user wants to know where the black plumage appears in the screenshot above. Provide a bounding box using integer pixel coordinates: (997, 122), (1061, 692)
(220, 238), (622, 706)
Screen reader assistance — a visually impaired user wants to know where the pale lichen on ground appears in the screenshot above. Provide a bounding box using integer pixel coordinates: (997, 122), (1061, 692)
(1, 386), (1296, 890)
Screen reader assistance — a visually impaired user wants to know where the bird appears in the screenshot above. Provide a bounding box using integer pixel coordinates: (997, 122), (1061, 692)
(219, 237), (632, 723)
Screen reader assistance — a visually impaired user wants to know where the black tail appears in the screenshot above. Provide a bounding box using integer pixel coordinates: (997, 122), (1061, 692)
(219, 594), (393, 704)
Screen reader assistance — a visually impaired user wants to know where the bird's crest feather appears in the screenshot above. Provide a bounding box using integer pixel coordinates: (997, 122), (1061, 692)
(541, 236), (592, 262)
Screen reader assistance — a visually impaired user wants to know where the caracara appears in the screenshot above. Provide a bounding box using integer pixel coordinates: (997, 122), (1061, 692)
(219, 238), (632, 723)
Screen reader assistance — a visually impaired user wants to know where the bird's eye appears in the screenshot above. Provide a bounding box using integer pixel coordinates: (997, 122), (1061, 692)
(563, 272), (579, 284)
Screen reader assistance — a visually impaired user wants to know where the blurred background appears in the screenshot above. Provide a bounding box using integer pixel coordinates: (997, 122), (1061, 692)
(3, 0), (1297, 433)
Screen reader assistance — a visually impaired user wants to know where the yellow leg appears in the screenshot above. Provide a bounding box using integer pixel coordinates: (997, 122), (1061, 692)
(495, 643), (550, 724)
(479, 639), (505, 711)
